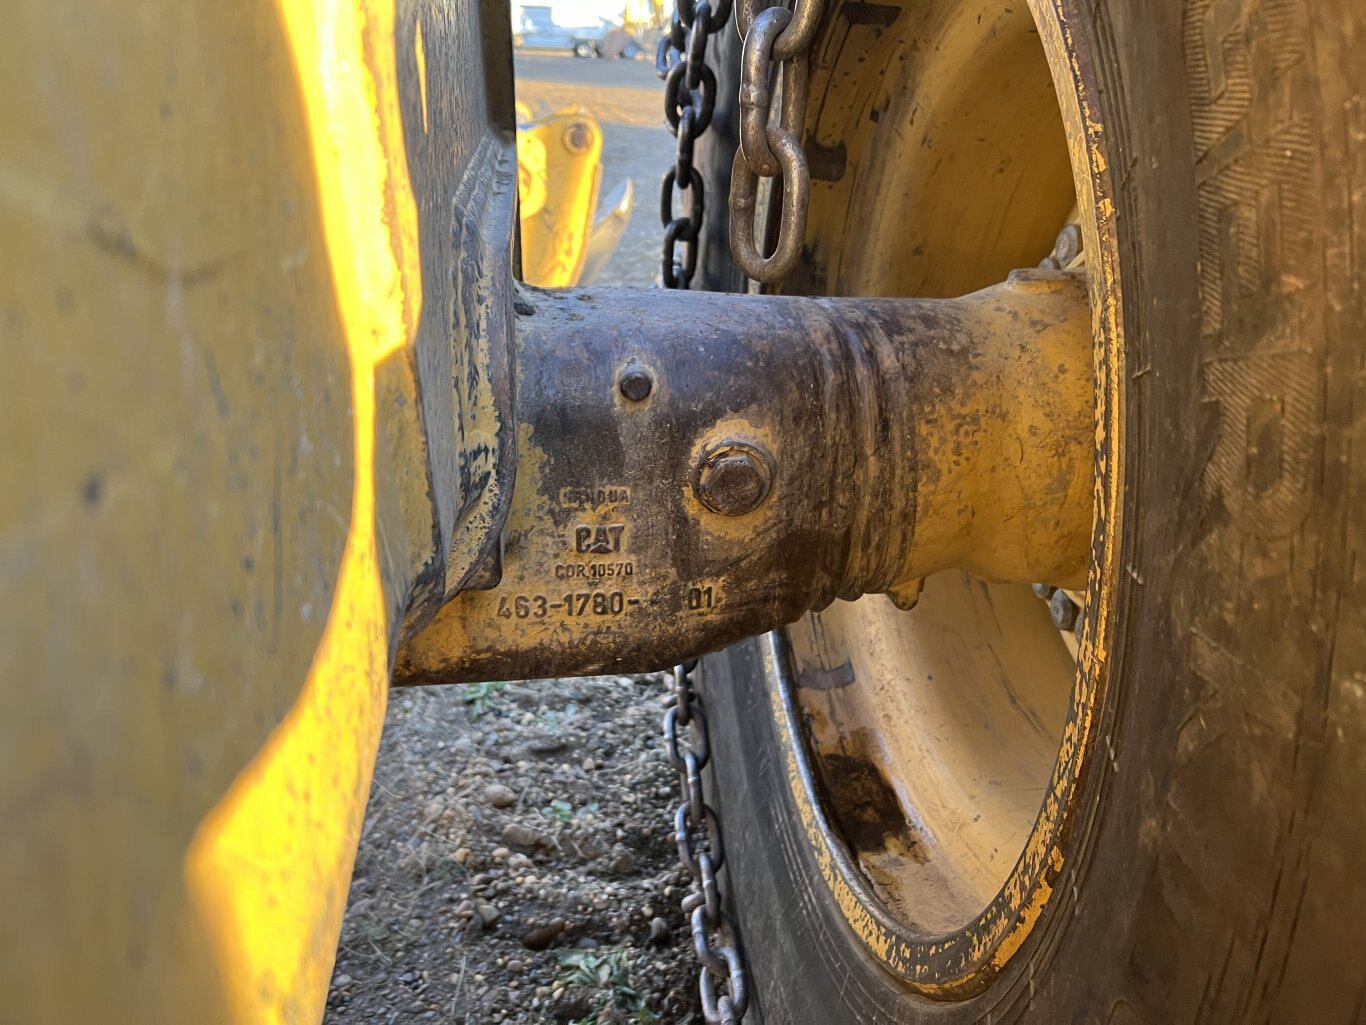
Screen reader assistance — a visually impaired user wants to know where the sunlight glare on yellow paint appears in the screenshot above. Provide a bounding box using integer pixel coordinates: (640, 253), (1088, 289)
(186, 1), (423, 1022)
(416, 18), (430, 134)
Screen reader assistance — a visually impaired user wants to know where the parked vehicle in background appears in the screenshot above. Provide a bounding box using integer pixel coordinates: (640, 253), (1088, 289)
(595, 25), (644, 59)
(512, 5), (615, 58)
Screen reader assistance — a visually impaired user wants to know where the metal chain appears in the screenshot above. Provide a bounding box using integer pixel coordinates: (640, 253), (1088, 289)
(664, 660), (751, 1023)
(658, 0), (825, 286)
(728, 0), (825, 283)
(657, 0), (734, 288)
(653, 6), (829, 1012)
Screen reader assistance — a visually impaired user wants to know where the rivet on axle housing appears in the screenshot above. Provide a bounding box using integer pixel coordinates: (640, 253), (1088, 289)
(618, 365), (653, 402)
(694, 441), (773, 517)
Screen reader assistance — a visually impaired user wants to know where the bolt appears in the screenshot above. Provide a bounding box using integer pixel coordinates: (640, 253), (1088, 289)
(1049, 590), (1079, 631)
(1036, 224), (1082, 271)
(564, 122), (592, 154)
(1031, 582), (1056, 600)
(695, 442), (772, 516)
(618, 366), (653, 402)
(1051, 223), (1082, 266)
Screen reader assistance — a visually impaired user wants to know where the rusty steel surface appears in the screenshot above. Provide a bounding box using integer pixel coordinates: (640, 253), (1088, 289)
(395, 271), (1091, 685)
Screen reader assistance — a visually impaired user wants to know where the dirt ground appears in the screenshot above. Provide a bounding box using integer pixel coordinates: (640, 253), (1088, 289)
(324, 675), (702, 1024)
(324, 56), (704, 1025)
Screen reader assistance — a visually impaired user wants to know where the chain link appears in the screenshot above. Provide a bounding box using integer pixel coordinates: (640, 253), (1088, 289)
(657, 0), (732, 288)
(664, 661), (751, 1022)
(728, 0), (824, 283)
(658, 0), (825, 286)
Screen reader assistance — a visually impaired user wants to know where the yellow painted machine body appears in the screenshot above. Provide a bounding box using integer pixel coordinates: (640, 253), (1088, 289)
(517, 105), (602, 286)
(1, 1), (516, 1021)
(516, 102), (633, 288)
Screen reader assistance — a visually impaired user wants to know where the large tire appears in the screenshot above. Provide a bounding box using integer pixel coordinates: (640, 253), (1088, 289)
(690, 20), (745, 295)
(702, 0), (1366, 1021)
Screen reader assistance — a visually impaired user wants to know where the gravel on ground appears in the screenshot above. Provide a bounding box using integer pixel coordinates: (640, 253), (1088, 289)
(324, 675), (703, 1024)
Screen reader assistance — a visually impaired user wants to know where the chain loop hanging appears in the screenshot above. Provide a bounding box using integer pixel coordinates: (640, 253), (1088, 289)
(658, 0), (825, 287)
(663, 661), (751, 1022)
(728, 0), (824, 283)
(657, 0), (732, 288)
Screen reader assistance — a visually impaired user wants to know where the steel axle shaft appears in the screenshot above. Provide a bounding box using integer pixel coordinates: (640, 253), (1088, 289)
(396, 270), (1091, 684)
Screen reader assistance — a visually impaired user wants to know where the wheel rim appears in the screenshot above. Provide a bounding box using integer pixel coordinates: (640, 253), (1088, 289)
(766, 0), (1126, 996)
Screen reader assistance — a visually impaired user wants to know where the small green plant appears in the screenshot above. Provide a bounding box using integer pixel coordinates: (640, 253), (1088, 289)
(541, 701), (579, 735)
(461, 680), (508, 719)
(542, 798), (600, 824)
(544, 798), (575, 823)
(556, 949), (658, 1024)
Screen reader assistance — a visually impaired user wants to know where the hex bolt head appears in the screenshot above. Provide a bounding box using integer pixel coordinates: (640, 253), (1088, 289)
(1031, 582), (1056, 600)
(695, 442), (772, 516)
(618, 367), (653, 402)
(1049, 589), (1079, 631)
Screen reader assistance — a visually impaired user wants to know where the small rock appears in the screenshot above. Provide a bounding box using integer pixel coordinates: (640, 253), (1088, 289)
(581, 756), (596, 772)
(421, 798), (445, 822)
(477, 903), (501, 928)
(502, 822), (544, 848)
(508, 852), (533, 871)
(484, 783), (517, 808)
(574, 936), (599, 950)
(507, 959), (525, 975)
(454, 846), (470, 865)
(605, 844), (637, 876)
(332, 973), (353, 988)
(491, 846), (510, 862)
(648, 917), (670, 944)
(521, 919), (566, 951)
